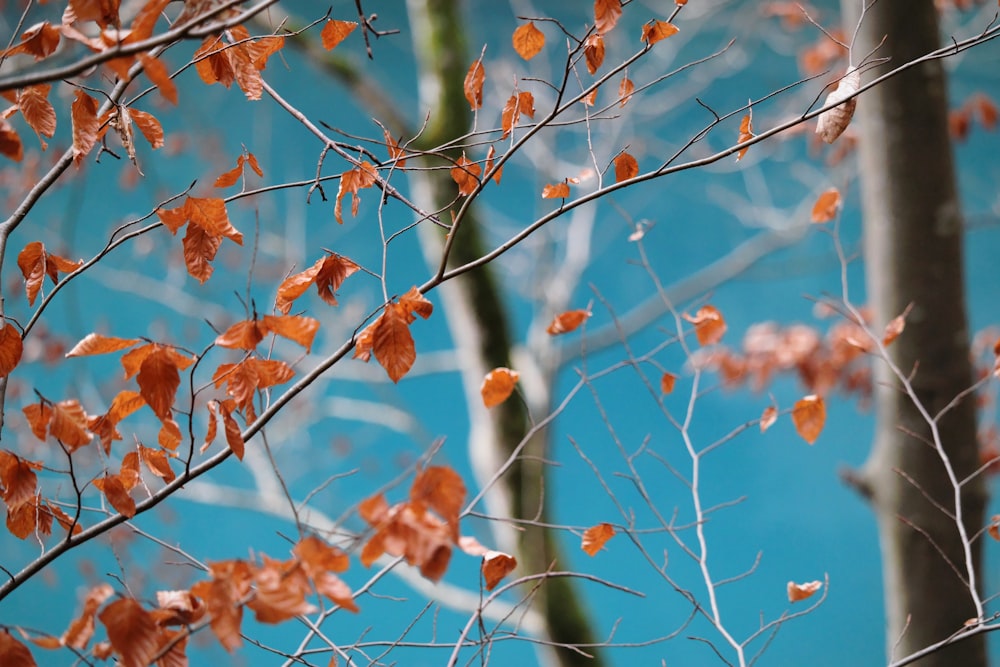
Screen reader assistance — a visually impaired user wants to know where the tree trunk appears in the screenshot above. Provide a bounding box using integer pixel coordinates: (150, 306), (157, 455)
(842, 1), (987, 664)
(406, 1), (604, 664)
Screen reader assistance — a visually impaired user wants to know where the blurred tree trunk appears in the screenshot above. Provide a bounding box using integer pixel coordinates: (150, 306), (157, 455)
(405, 1), (604, 665)
(842, 1), (987, 664)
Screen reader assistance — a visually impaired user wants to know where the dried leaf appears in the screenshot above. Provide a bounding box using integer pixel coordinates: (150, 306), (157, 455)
(594, 0), (623, 34)
(66, 333), (139, 357)
(816, 68), (860, 144)
(334, 161), (377, 224)
(641, 20), (679, 45)
(618, 75), (634, 107)
(584, 33), (605, 74)
(61, 583), (113, 650)
(0, 119), (24, 162)
(93, 473), (136, 517)
(1, 22), (60, 61)
(410, 465), (466, 536)
(481, 367), (520, 408)
(49, 400), (93, 451)
(614, 152), (639, 182)
(512, 22), (545, 60)
(321, 19), (357, 50)
(18, 85), (56, 144)
(660, 372), (677, 395)
(792, 395), (825, 444)
(760, 405), (778, 433)
(0, 323), (24, 378)
(138, 53), (177, 105)
(485, 145), (502, 183)
(99, 598), (160, 667)
(139, 445), (175, 484)
(136, 346), (180, 421)
(787, 579), (823, 602)
(683, 305), (727, 346)
(450, 153), (481, 196)
(463, 59), (485, 111)
(988, 515), (1000, 542)
(542, 182), (570, 199)
(736, 110), (753, 162)
(0, 451), (41, 509)
(482, 551), (517, 590)
(546, 309), (591, 335)
(372, 304), (416, 383)
(811, 187), (841, 223)
(883, 303), (912, 347)
(581, 523), (615, 555)
(0, 629), (37, 667)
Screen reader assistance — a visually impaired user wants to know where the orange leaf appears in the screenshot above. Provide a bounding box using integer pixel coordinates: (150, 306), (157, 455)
(261, 314), (320, 352)
(594, 0), (623, 34)
(641, 20), (679, 45)
(130, 108), (163, 149)
(220, 404), (244, 460)
(0, 323), (23, 378)
(0, 629), (37, 667)
(581, 523), (615, 555)
(614, 152), (639, 183)
(334, 161), (378, 224)
(811, 187), (841, 223)
(683, 305), (727, 346)
(512, 22), (545, 60)
(736, 110), (753, 162)
(883, 303), (912, 347)
(463, 59), (485, 111)
(93, 474), (136, 517)
(481, 367), (520, 408)
(383, 128), (407, 167)
(98, 598), (159, 667)
(182, 223), (222, 283)
(760, 405), (778, 433)
(276, 253), (359, 313)
(66, 333), (139, 357)
(660, 372), (677, 395)
(71, 90), (101, 164)
(584, 33), (605, 74)
(138, 53), (177, 105)
(792, 395), (825, 444)
(17, 241), (82, 305)
(183, 196), (242, 242)
(546, 309), (591, 335)
(988, 515), (1000, 542)
(190, 560), (253, 652)
(136, 346), (180, 421)
(1, 21), (60, 60)
(49, 400), (93, 451)
(215, 319), (266, 350)
(618, 75), (634, 107)
(787, 580), (823, 602)
(501, 93), (529, 139)
(0, 120), (23, 162)
(372, 304), (416, 383)
(18, 85), (56, 143)
(482, 551), (517, 591)
(581, 88), (598, 107)
(294, 536), (358, 612)
(214, 157), (245, 188)
(61, 583), (113, 650)
(450, 153), (482, 196)
(410, 465), (466, 535)
(542, 182), (570, 199)
(485, 145), (502, 184)
(0, 451), (41, 509)
(22, 403), (52, 441)
(139, 445), (175, 484)
(321, 19), (357, 50)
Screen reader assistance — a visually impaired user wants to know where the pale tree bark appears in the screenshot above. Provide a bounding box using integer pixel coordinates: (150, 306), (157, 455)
(842, 1), (987, 664)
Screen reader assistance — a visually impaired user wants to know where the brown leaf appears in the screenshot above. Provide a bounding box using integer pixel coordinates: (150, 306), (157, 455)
(581, 523), (615, 555)
(641, 20), (679, 45)
(214, 157), (245, 188)
(660, 372), (677, 395)
(182, 223), (222, 283)
(61, 583), (113, 649)
(6, 495), (40, 539)
(736, 110), (753, 162)
(760, 405), (778, 433)
(138, 53), (177, 105)
(219, 403), (244, 460)
(99, 598), (160, 667)
(482, 551), (517, 591)
(17, 241), (82, 306)
(129, 108), (163, 149)
(21, 403), (52, 442)
(372, 304), (416, 383)
(0, 451), (41, 509)
(295, 536), (358, 612)
(1, 22), (60, 61)
(321, 19), (357, 50)
(883, 303), (912, 347)
(214, 319), (266, 350)
(485, 145), (502, 183)
(275, 253), (358, 313)
(463, 59), (485, 111)
(512, 21), (545, 60)
(190, 560), (253, 652)
(618, 75), (634, 107)
(136, 346), (180, 421)
(383, 128), (407, 166)
(546, 309), (591, 335)
(614, 152), (639, 183)
(542, 182), (570, 199)
(93, 474), (136, 517)
(49, 399), (93, 451)
(594, 0), (623, 34)
(0, 119), (24, 162)
(334, 161), (378, 224)
(450, 153), (482, 196)
(18, 85), (56, 144)
(787, 579), (823, 602)
(0, 323), (23, 378)
(816, 68), (859, 144)
(261, 314), (320, 352)
(683, 305), (727, 346)
(481, 367), (520, 408)
(139, 445), (175, 484)
(584, 33), (605, 74)
(988, 515), (1000, 542)
(66, 88), (105, 158)
(183, 196), (241, 242)
(792, 395), (825, 444)
(811, 187), (841, 223)
(410, 465), (466, 537)
(66, 333), (139, 357)
(0, 628), (37, 667)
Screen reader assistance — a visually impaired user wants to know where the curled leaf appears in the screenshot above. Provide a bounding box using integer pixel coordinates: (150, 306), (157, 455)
(787, 579), (823, 602)
(816, 67), (860, 144)
(581, 523), (615, 555)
